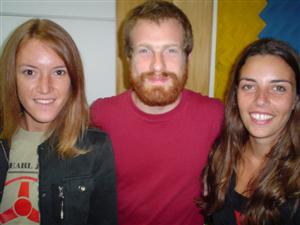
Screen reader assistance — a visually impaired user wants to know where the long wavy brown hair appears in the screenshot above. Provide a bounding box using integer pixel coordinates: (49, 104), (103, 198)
(200, 38), (300, 224)
(0, 19), (89, 158)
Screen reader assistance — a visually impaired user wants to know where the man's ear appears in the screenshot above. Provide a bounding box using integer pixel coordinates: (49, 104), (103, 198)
(187, 53), (192, 61)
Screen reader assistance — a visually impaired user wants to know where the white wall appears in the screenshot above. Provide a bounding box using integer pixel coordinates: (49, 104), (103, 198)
(0, 0), (116, 104)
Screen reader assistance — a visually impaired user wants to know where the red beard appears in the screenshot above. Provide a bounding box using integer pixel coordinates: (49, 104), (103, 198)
(129, 70), (187, 106)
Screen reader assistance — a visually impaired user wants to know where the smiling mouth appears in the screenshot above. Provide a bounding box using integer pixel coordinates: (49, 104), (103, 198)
(250, 113), (274, 121)
(34, 99), (55, 104)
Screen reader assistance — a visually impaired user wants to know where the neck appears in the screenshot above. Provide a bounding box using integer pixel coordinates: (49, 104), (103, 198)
(236, 139), (271, 195)
(246, 137), (273, 160)
(20, 117), (48, 132)
(131, 91), (182, 115)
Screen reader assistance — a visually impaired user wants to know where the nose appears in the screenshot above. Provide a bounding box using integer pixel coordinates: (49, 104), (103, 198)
(151, 52), (165, 73)
(37, 74), (52, 94)
(255, 88), (269, 106)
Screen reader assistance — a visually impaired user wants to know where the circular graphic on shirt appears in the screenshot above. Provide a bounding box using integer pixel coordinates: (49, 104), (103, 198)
(0, 176), (39, 224)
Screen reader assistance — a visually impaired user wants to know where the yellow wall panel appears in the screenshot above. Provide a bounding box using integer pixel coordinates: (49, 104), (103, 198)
(215, 0), (266, 100)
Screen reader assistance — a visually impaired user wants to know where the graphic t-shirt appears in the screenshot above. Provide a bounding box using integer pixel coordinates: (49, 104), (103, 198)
(0, 128), (45, 224)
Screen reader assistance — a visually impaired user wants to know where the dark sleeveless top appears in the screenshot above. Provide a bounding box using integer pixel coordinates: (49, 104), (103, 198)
(210, 174), (300, 225)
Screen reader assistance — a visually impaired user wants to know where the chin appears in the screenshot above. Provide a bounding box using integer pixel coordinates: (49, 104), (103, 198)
(31, 114), (59, 124)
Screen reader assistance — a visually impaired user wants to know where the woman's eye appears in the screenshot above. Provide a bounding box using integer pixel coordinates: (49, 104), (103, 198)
(273, 85), (286, 92)
(54, 69), (67, 76)
(241, 84), (254, 90)
(23, 69), (34, 76)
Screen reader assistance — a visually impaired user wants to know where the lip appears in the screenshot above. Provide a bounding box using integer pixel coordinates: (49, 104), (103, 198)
(34, 98), (55, 105)
(147, 75), (169, 84)
(249, 112), (274, 125)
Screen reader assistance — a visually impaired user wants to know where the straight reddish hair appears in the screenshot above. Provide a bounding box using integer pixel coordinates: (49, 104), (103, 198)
(0, 19), (89, 158)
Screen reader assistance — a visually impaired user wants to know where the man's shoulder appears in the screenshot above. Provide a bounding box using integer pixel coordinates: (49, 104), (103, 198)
(91, 90), (130, 111)
(183, 89), (223, 111)
(183, 90), (224, 132)
(90, 90), (132, 127)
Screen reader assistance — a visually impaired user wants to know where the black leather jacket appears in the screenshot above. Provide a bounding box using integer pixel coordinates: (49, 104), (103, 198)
(0, 128), (118, 225)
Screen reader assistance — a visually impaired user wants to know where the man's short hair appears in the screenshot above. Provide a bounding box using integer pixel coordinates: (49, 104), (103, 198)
(123, 0), (193, 58)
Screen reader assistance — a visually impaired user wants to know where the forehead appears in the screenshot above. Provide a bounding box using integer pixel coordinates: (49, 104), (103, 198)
(17, 39), (64, 64)
(240, 54), (296, 83)
(130, 18), (184, 46)
(19, 38), (45, 52)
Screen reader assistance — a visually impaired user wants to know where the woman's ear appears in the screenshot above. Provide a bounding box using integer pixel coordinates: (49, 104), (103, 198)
(293, 94), (299, 110)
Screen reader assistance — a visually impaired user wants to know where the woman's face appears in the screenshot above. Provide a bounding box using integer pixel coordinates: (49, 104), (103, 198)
(16, 39), (71, 131)
(237, 54), (297, 145)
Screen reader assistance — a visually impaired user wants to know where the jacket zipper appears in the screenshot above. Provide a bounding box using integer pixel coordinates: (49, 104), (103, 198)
(0, 141), (9, 163)
(58, 185), (65, 220)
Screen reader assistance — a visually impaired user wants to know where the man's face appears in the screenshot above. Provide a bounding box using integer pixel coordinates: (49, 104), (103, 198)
(129, 18), (188, 106)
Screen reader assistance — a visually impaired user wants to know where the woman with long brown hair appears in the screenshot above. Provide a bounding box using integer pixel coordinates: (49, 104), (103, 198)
(0, 19), (117, 224)
(200, 38), (300, 225)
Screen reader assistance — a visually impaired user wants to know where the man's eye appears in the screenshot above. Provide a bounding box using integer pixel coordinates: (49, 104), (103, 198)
(167, 48), (179, 54)
(138, 48), (150, 54)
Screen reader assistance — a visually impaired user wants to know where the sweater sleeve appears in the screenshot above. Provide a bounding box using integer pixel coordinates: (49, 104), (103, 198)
(90, 98), (103, 128)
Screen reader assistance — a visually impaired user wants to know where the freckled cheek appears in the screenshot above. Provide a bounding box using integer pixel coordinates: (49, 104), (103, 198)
(130, 58), (150, 75)
(237, 92), (245, 106)
(62, 85), (71, 97)
(16, 87), (32, 111)
(173, 56), (187, 71)
(16, 80), (34, 96)
(237, 93), (250, 116)
(176, 61), (187, 75)
(56, 81), (71, 97)
(273, 99), (295, 113)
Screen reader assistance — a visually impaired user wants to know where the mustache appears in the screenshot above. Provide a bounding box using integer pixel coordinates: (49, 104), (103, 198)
(140, 71), (177, 78)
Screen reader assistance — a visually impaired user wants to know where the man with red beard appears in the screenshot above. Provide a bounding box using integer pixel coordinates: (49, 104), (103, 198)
(91, 1), (223, 224)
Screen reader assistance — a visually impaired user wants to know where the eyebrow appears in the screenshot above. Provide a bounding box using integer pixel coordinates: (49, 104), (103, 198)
(239, 77), (293, 85)
(17, 64), (66, 69)
(134, 43), (182, 49)
(18, 64), (35, 67)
